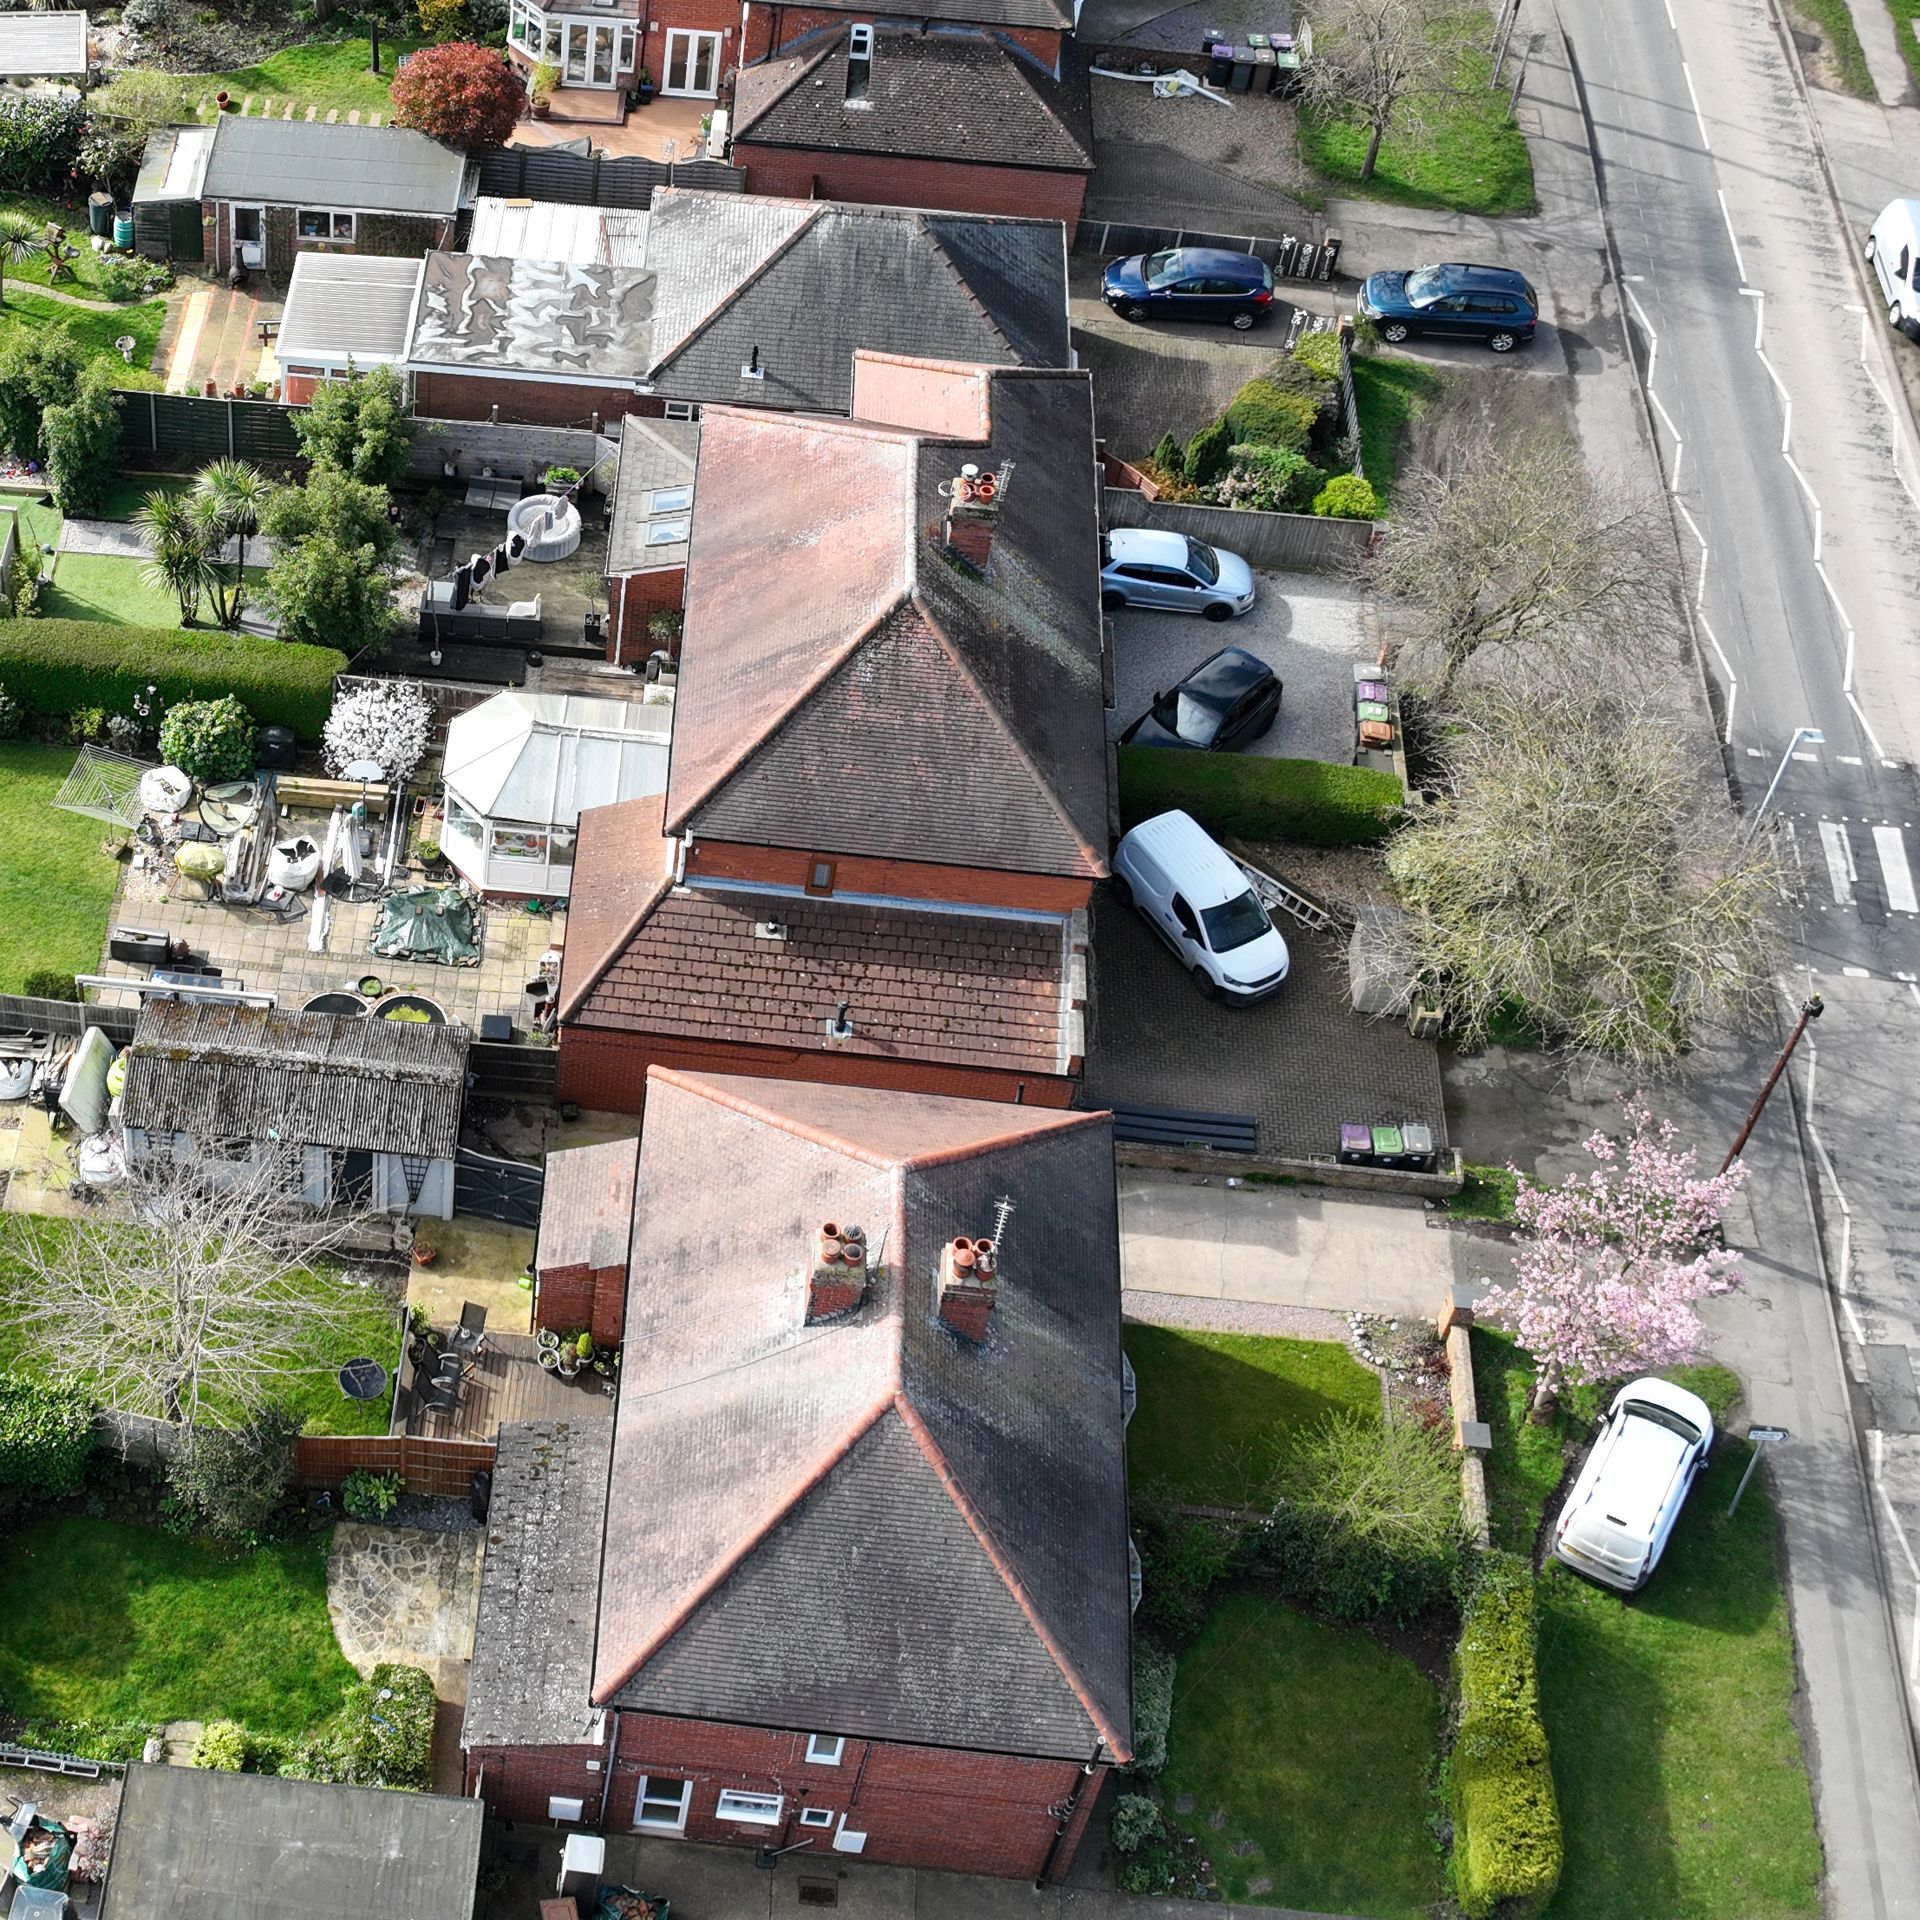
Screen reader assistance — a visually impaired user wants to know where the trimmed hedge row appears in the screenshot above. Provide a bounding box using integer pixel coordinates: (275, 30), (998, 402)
(1117, 744), (1403, 847)
(1451, 1554), (1563, 1917)
(0, 619), (346, 739)
(0, 1371), (93, 1498)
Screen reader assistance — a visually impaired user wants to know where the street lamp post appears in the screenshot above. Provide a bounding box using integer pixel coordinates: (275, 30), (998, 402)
(1744, 726), (1824, 845)
(1721, 994), (1823, 1174)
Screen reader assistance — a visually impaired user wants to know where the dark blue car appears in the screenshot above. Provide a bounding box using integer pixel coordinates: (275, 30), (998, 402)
(1356, 262), (1539, 353)
(1102, 247), (1275, 331)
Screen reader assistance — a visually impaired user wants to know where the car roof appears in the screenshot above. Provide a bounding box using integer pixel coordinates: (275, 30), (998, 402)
(1610, 1374), (1715, 1432)
(1109, 527), (1191, 565)
(1183, 647), (1268, 703)
(1426, 262), (1533, 293)
(1163, 247), (1263, 272)
(1119, 810), (1249, 908)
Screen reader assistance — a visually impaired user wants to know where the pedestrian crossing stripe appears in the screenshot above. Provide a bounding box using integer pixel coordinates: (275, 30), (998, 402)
(1816, 821), (1920, 912)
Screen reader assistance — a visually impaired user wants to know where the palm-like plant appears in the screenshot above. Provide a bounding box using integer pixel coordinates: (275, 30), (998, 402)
(0, 213), (43, 306)
(136, 490), (215, 627)
(190, 459), (269, 628)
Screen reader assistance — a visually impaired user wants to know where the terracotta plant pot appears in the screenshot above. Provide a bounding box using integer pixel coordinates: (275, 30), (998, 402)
(411, 1245), (438, 1268)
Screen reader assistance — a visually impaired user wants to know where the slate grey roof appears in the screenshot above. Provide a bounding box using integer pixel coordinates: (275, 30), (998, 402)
(732, 29), (1094, 175)
(409, 251), (655, 377)
(121, 1002), (469, 1160)
(591, 1069), (1132, 1763)
(607, 413), (699, 576)
(464, 1419), (614, 1749)
(277, 251), (424, 365)
(202, 115), (467, 216)
(100, 1764), (483, 1920)
(643, 191), (1070, 413)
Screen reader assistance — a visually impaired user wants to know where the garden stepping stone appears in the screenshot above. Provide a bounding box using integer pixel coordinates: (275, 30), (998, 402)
(325, 108), (339, 123)
(348, 110), (361, 125)
(305, 104), (318, 121)
(1246, 1877), (1272, 1896)
(241, 95), (255, 114)
(1174, 1793), (1194, 1815)
(1231, 1839), (1254, 1857)
(369, 112), (383, 126)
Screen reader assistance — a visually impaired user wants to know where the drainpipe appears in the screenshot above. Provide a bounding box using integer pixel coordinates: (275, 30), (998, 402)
(597, 1707), (622, 1827)
(1033, 1745), (1102, 1890)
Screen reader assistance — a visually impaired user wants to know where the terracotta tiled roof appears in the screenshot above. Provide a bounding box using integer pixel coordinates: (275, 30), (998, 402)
(589, 1068), (1131, 1762)
(567, 882), (1076, 1076)
(663, 368), (1108, 878)
(535, 1136), (640, 1275)
(553, 793), (677, 1023)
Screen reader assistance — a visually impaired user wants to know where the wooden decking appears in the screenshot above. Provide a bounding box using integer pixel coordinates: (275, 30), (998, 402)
(397, 1331), (614, 1441)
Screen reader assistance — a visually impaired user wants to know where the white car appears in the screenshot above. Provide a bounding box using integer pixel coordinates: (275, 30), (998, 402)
(1552, 1376), (1715, 1592)
(1867, 197), (1920, 338)
(1111, 809), (1290, 1001)
(1101, 528), (1256, 621)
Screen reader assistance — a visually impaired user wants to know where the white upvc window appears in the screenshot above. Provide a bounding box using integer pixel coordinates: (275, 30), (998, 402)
(798, 1807), (835, 1828)
(715, 1789), (783, 1826)
(804, 1735), (844, 1765)
(635, 1774), (691, 1832)
(661, 400), (700, 420)
(510, 0), (544, 50)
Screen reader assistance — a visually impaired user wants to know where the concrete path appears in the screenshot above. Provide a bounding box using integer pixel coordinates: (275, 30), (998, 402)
(56, 517), (278, 565)
(1118, 1168), (1459, 1320)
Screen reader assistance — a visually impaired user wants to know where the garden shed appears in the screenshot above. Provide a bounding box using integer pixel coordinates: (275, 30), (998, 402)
(130, 124), (213, 262)
(440, 689), (671, 900)
(119, 1001), (470, 1220)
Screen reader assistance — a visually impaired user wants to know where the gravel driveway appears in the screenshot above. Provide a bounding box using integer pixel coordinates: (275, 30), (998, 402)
(1106, 568), (1376, 764)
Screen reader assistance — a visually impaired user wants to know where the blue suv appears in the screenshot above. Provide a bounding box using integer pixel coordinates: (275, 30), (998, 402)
(1102, 247), (1275, 331)
(1357, 263), (1539, 353)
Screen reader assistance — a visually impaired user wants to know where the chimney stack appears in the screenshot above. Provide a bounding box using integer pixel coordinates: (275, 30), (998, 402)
(806, 1221), (868, 1322)
(942, 462), (1004, 574)
(937, 1234), (998, 1341)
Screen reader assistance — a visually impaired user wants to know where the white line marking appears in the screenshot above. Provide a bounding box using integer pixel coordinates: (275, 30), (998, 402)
(1793, 751), (1819, 762)
(1820, 820), (1856, 904)
(1680, 60), (1711, 149)
(1849, 689), (1891, 762)
(1843, 965), (1872, 976)
(1875, 826), (1918, 912)
(1747, 746), (1765, 757)
(1794, 995), (1871, 1347)
(1717, 188), (1747, 282)
(1841, 754), (1864, 764)
(1647, 390), (1684, 493)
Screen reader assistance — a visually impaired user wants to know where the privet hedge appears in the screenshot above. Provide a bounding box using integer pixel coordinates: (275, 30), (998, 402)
(0, 620), (345, 739)
(1451, 1554), (1563, 1917)
(0, 1371), (93, 1498)
(1117, 745), (1403, 847)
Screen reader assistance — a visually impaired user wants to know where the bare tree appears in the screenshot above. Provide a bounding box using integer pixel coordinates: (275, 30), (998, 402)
(1369, 423), (1675, 705)
(0, 1156), (385, 1434)
(1385, 677), (1794, 1065)
(1299, 0), (1457, 183)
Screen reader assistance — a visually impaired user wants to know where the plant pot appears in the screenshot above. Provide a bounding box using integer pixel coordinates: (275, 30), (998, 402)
(411, 1245), (438, 1267)
(556, 1360), (580, 1380)
(531, 97), (551, 119)
(538, 1348), (561, 1371)
(215, 90), (231, 109)
(537, 1328), (561, 1352)
(358, 975), (383, 996)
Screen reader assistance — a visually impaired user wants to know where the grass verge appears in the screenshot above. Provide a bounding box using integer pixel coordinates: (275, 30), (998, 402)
(1351, 352), (1445, 508)
(41, 555), (269, 629)
(1163, 1591), (1442, 1918)
(1125, 1325), (1380, 1505)
(1885, 0), (1920, 92)
(1446, 1162), (1518, 1223)
(0, 741), (122, 995)
(1787, 0), (1877, 95)
(1298, 18), (1536, 215)
(0, 1516), (358, 1735)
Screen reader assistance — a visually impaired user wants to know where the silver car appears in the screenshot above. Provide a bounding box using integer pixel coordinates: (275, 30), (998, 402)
(1101, 528), (1256, 622)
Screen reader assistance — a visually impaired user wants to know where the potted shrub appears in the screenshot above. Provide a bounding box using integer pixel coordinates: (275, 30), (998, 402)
(631, 67), (655, 107)
(530, 60), (559, 117)
(543, 463), (581, 492)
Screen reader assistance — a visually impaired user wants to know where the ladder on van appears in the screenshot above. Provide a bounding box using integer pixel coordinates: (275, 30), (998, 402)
(1231, 854), (1347, 936)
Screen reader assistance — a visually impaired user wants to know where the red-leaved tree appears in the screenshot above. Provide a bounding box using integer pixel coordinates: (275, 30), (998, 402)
(390, 42), (526, 152)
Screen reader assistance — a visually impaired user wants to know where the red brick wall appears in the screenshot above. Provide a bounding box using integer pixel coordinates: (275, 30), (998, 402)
(682, 841), (1095, 913)
(608, 566), (686, 664)
(744, 8), (1061, 66)
(468, 1715), (1106, 1881)
(555, 1026), (1076, 1116)
(207, 201), (451, 279)
(411, 370), (641, 430)
(293, 1433), (497, 1499)
(734, 146), (1088, 224)
(535, 1261), (628, 1347)
(643, 0), (744, 81)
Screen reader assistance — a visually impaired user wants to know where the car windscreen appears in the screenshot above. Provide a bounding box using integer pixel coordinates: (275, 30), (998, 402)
(1144, 250), (1180, 286)
(1404, 266), (1446, 306)
(1201, 889), (1271, 953)
(1185, 538), (1219, 585)
(1622, 1400), (1702, 1445)
(1157, 690), (1224, 745)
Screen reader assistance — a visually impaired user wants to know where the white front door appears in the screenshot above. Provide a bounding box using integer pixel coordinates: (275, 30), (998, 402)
(564, 20), (618, 86)
(662, 29), (722, 96)
(634, 1774), (692, 1834)
(231, 204), (264, 269)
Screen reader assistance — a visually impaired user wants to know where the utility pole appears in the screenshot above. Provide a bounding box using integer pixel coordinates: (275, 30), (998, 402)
(1721, 995), (1823, 1174)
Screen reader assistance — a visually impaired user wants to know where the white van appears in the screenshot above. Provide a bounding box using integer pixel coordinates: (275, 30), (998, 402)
(1111, 809), (1290, 1001)
(1867, 198), (1920, 337)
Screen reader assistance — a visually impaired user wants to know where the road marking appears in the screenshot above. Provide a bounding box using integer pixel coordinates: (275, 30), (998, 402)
(1680, 60), (1711, 150)
(1793, 751), (1819, 762)
(1844, 965), (1872, 976)
(1647, 390), (1684, 493)
(1875, 826), (1919, 912)
(1840, 754), (1864, 765)
(1850, 689), (1892, 763)
(1747, 746), (1765, 757)
(1820, 820), (1856, 904)
(1716, 188), (1747, 282)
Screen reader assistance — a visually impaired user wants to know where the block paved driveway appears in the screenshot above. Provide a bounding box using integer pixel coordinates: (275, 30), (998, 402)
(1078, 884), (1447, 1161)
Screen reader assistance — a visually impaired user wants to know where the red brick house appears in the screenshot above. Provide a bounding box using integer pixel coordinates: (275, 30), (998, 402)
(553, 354), (1109, 1114)
(461, 1066), (1132, 1880)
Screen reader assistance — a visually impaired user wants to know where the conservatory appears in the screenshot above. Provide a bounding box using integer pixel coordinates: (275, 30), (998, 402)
(439, 689), (672, 900)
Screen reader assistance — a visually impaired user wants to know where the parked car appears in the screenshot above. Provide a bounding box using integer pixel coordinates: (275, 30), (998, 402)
(1119, 645), (1281, 752)
(1101, 246), (1276, 330)
(1866, 198), (1920, 338)
(1356, 263), (1539, 353)
(1551, 1376), (1715, 1592)
(1111, 809), (1291, 1001)
(1101, 528), (1256, 621)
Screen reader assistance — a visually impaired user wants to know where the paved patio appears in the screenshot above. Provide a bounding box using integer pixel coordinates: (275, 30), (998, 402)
(510, 92), (711, 162)
(326, 1522), (484, 1677)
(152, 273), (285, 396)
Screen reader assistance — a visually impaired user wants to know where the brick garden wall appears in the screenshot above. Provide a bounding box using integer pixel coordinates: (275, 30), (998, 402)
(293, 1432), (497, 1498)
(608, 565), (686, 664)
(733, 147), (1088, 225)
(534, 1261), (628, 1347)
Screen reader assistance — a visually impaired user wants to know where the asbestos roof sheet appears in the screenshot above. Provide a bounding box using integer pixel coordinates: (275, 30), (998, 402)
(409, 251), (656, 377)
(276, 251), (423, 365)
(468, 196), (650, 267)
(442, 690), (671, 827)
(202, 114), (466, 215)
(0, 10), (88, 76)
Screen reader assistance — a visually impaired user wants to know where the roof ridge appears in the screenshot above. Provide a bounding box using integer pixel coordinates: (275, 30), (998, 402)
(730, 28), (842, 143)
(904, 1104), (1110, 1170)
(918, 213), (1016, 361)
(891, 1392), (1129, 1760)
(646, 197), (825, 374)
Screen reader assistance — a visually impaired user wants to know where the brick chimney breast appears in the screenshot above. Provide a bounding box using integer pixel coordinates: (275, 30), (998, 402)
(806, 1220), (868, 1323)
(937, 1234), (998, 1341)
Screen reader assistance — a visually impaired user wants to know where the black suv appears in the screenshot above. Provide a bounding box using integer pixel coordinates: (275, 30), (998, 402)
(1356, 263), (1539, 353)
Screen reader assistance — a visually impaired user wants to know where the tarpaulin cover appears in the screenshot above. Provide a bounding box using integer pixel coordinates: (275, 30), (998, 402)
(11, 1812), (73, 1891)
(370, 887), (481, 968)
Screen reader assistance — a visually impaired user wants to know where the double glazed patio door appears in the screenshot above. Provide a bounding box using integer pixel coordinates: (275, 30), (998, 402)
(662, 28), (721, 96)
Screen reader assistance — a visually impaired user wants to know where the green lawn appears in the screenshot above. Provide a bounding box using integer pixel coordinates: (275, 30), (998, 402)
(0, 742), (122, 996)
(1163, 1591), (1443, 1918)
(0, 1218), (400, 1438)
(0, 1516), (357, 1736)
(1445, 1162), (1519, 1223)
(1124, 1325), (1381, 1506)
(40, 554), (269, 629)
(151, 36), (429, 120)
(1298, 17), (1536, 216)
(0, 288), (167, 382)
(1351, 352), (1445, 508)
